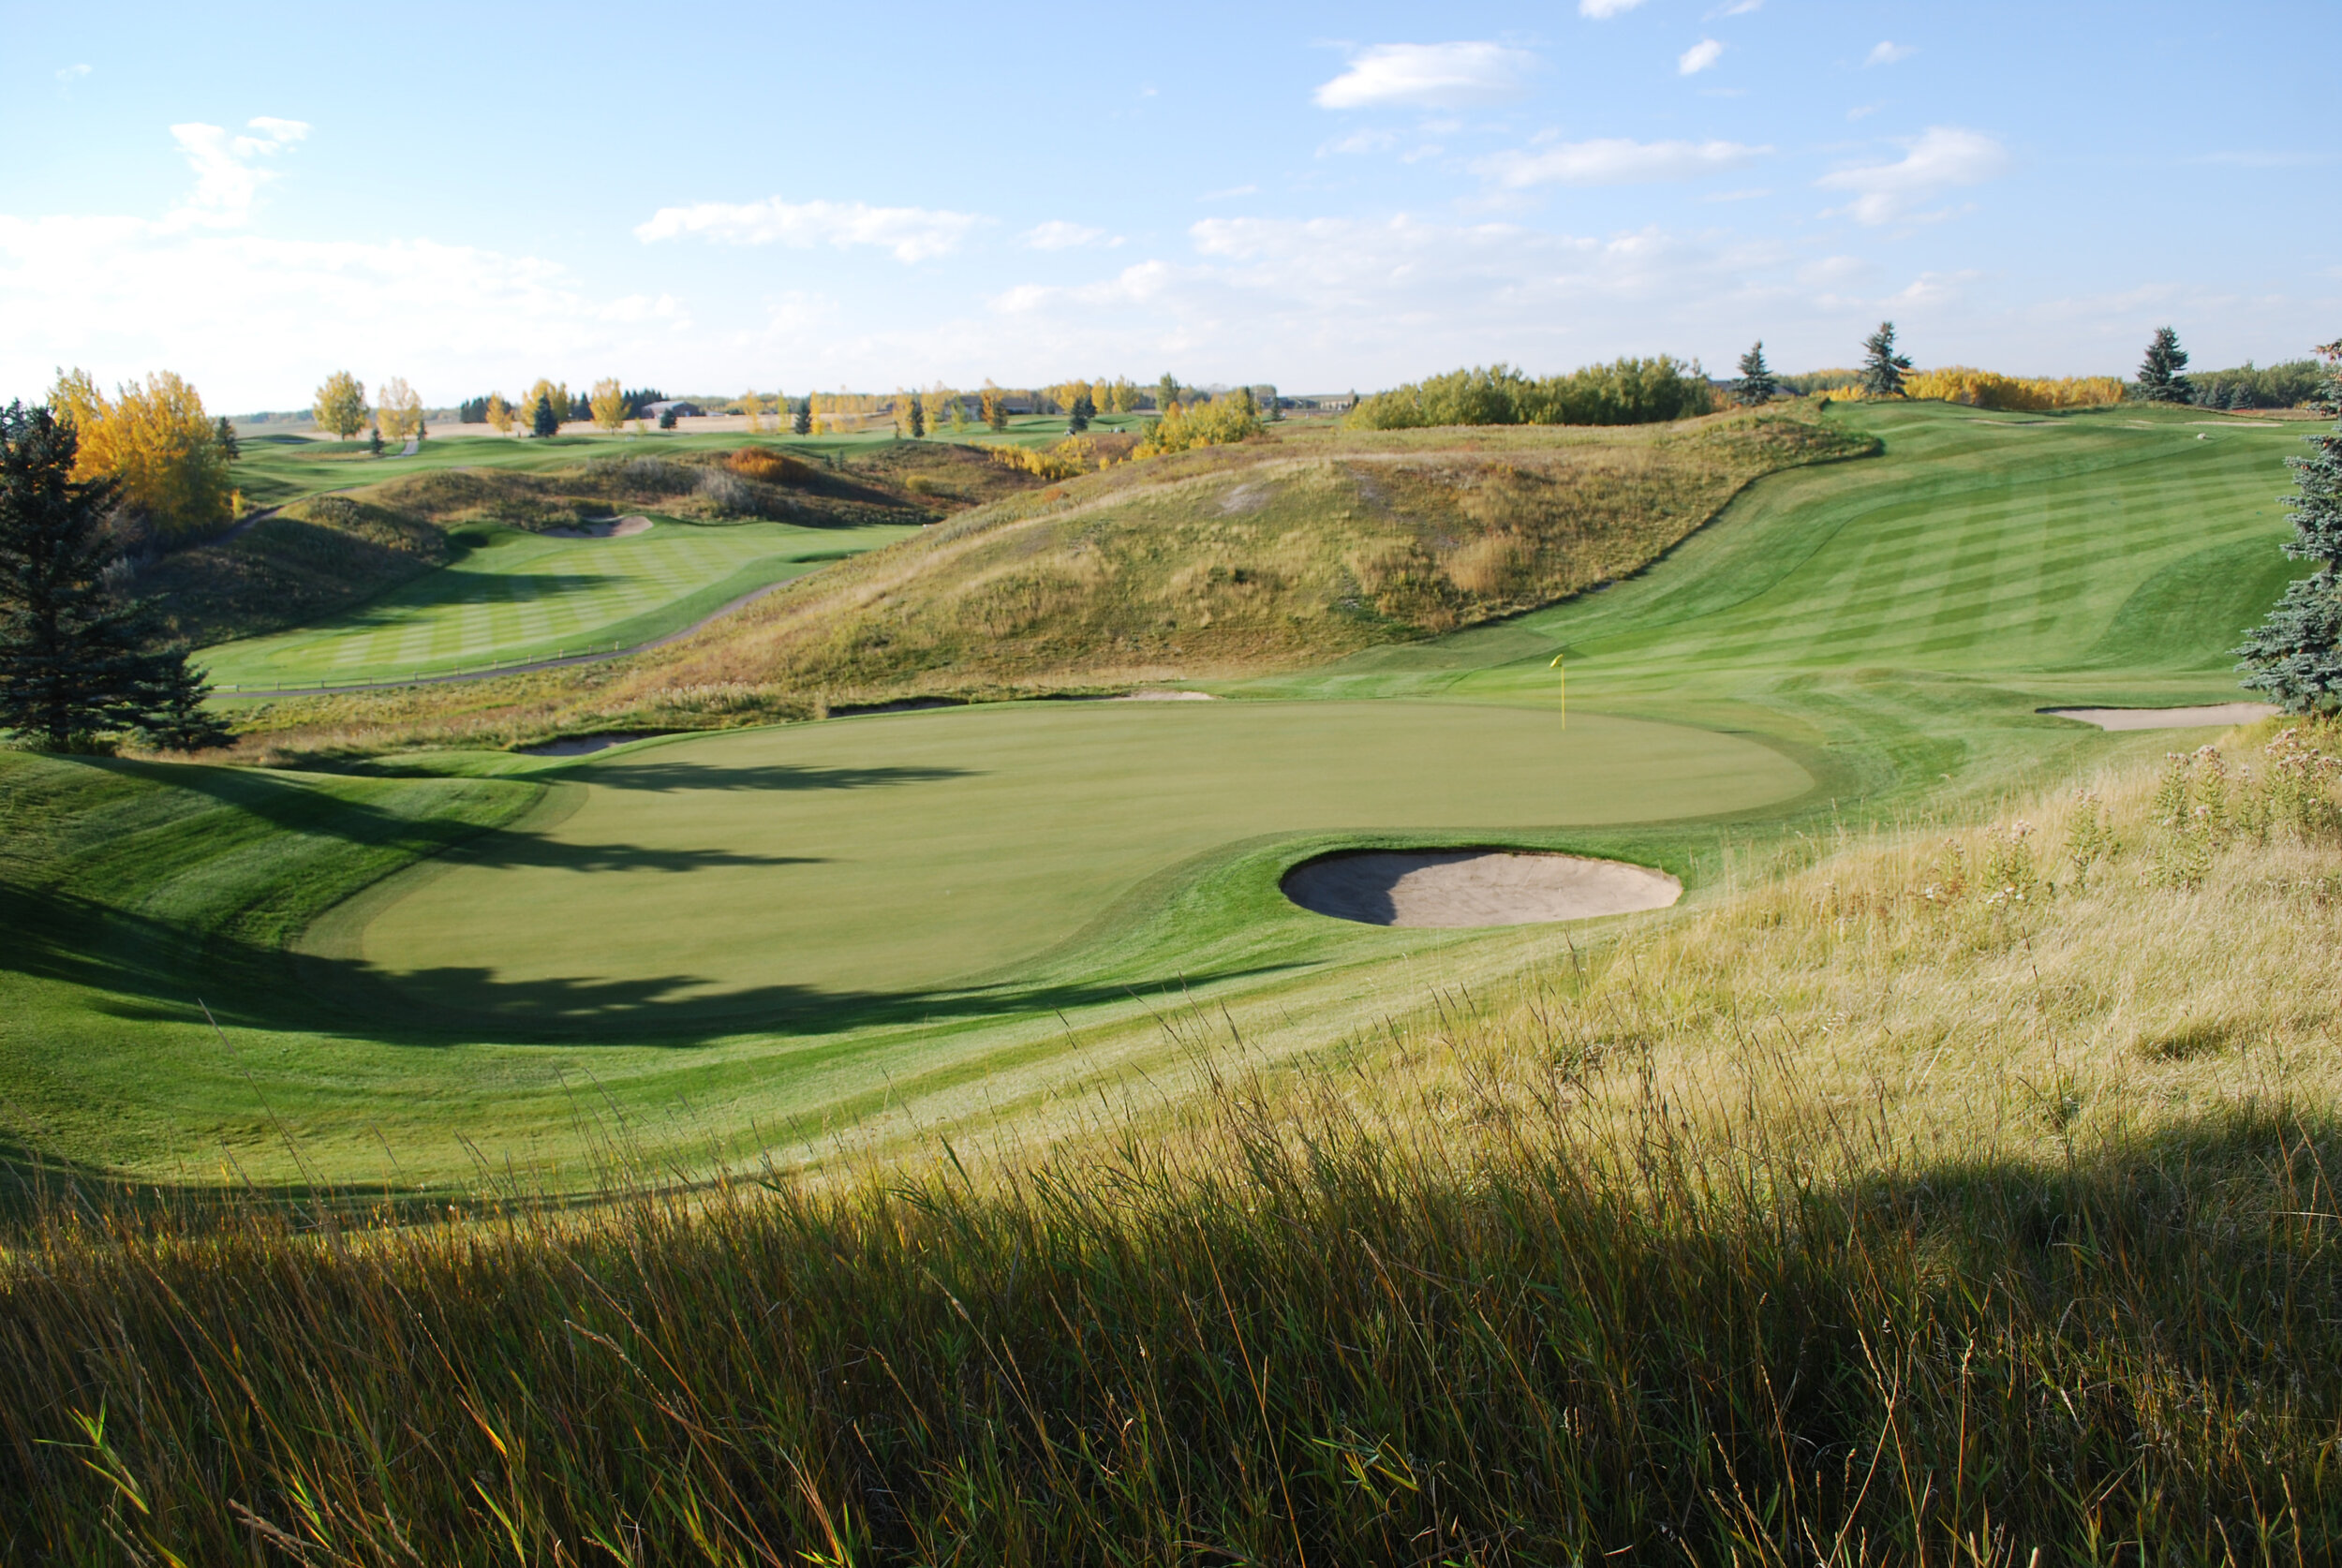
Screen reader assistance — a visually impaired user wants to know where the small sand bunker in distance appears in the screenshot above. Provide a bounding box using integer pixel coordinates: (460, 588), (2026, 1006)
(1283, 850), (1682, 929)
(2044, 703), (2275, 732)
(542, 515), (654, 540)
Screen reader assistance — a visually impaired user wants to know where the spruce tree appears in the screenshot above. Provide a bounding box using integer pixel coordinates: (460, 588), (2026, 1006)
(1068, 391), (1094, 434)
(368, 426), (384, 455)
(904, 393), (926, 439)
(0, 403), (229, 751)
(1734, 340), (1779, 406)
(214, 415), (240, 461)
(2137, 326), (2192, 404)
(792, 397), (812, 436)
(531, 393), (560, 438)
(2236, 344), (2342, 714)
(1860, 322), (1913, 398)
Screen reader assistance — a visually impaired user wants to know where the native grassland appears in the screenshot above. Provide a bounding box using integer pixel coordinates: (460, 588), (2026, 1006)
(3, 719), (2337, 1561)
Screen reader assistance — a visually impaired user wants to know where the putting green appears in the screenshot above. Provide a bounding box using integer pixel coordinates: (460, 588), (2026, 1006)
(343, 702), (1809, 1023)
(198, 517), (917, 689)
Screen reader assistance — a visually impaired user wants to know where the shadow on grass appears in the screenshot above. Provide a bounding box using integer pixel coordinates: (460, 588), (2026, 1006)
(2, 884), (1297, 1046)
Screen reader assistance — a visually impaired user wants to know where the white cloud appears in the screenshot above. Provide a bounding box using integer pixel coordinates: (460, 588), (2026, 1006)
(1579, 0), (1649, 16)
(1865, 41), (1918, 67)
(163, 117), (309, 230)
(1847, 102), (1882, 121)
(633, 198), (983, 261)
(1816, 126), (2008, 225)
(1679, 38), (1725, 75)
(54, 63), (90, 86)
(1478, 137), (1771, 188)
(1312, 42), (1536, 110)
(1321, 128), (1398, 157)
(1712, 0), (1763, 15)
(1201, 185), (1260, 200)
(1022, 220), (1118, 250)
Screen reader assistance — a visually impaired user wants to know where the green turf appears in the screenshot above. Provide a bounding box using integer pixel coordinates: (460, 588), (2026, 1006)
(195, 517), (919, 689)
(0, 399), (2315, 1187)
(343, 703), (1807, 1024)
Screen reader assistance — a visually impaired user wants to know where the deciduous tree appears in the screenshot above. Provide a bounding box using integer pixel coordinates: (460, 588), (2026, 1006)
(2137, 326), (2193, 404)
(1860, 323), (1912, 399)
(485, 392), (514, 435)
(982, 387), (1007, 432)
(2237, 342), (2342, 714)
(1734, 341), (1779, 406)
(0, 402), (228, 751)
(590, 377), (628, 432)
(377, 377), (424, 442)
(50, 369), (234, 540)
(313, 370), (367, 440)
(1156, 372), (1178, 412)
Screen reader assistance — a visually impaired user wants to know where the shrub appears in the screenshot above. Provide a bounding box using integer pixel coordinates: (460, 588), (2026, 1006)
(726, 447), (811, 485)
(1902, 367), (2126, 411)
(1134, 398), (1262, 457)
(1349, 358), (1714, 430)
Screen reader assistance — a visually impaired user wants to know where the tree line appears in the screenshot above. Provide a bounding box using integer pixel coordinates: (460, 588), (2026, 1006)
(1348, 357), (1717, 430)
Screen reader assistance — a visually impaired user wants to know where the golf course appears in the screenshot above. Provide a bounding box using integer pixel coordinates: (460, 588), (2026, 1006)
(0, 398), (2312, 1186)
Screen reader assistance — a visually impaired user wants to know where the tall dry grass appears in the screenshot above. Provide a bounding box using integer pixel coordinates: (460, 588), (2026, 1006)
(6, 723), (2337, 1562)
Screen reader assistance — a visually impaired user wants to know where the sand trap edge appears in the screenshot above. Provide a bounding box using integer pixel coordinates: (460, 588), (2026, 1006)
(1282, 848), (1682, 930)
(2041, 703), (2276, 732)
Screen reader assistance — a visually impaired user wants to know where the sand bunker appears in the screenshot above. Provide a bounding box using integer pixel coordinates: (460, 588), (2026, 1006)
(542, 515), (654, 540)
(2044, 703), (2276, 732)
(1283, 850), (1682, 929)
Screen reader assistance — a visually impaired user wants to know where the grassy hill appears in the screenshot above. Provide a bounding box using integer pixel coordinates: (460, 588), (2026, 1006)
(3, 397), (2337, 1558)
(141, 435), (1033, 655)
(0, 397), (2310, 1190)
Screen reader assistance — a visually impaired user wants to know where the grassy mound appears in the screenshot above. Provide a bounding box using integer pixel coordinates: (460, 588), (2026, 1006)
(5, 724), (2337, 1560)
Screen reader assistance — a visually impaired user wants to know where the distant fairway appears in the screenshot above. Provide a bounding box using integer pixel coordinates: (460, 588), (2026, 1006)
(198, 517), (918, 689)
(340, 702), (1809, 1027)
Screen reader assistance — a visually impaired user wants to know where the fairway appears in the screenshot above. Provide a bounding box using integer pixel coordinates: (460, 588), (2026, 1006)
(197, 517), (919, 688)
(340, 702), (1809, 1026)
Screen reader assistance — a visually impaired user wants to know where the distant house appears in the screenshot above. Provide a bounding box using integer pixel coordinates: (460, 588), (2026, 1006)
(641, 400), (705, 422)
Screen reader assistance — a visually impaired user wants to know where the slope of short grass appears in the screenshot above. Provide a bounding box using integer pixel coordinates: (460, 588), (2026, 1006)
(197, 517), (921, 689)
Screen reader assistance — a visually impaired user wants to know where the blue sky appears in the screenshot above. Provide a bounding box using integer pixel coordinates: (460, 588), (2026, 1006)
(3, 0), (2335, 411)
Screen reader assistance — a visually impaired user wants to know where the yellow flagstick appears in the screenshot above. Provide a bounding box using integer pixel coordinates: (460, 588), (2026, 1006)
(1549, 652), (1565, 728)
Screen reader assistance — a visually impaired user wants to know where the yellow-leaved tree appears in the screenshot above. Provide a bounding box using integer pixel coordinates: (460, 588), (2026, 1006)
(377, 377), (424, 441)
(741, 391), (763, 435)
(590, 377), (628, 432)
(483, 392), (514, 435)
(524, 380), (571, 430)
(51, 368), (236, 540)
(313, 370), (367, 439)
(1134, 395), (1261, 459)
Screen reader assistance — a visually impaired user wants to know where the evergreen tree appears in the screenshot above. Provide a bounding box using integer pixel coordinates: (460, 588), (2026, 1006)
(1733, 340), (1780, 406)
(1859, 322), (1913, 398)
(0, 403), (229, 751)
(904, 392), (926, 438)
(214, 415), (240, 460)
(2236, 344), (2342, 714)
(531, 393), (560, 438)
(2137, 326), (2192, 404)
(368, 426), (384, 455)
(986, 390), (1009, 433)
(1067, 391), (1094, 434)
(792, 397), (812, 436)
